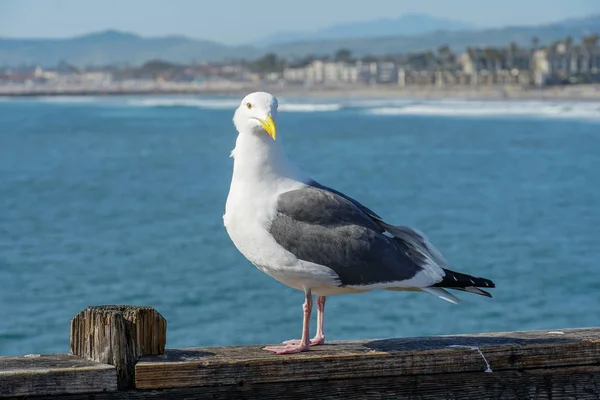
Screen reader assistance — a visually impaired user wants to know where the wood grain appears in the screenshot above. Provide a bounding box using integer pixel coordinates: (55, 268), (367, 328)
(0, 353), (117, 397)
(4, 323), (600, 399)
(5, 366), (600, 399)
(70, 305), (166, 389)
(135, 327), (600, 390)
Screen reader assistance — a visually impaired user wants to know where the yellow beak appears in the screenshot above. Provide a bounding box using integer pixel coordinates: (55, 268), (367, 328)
(259, 115), (277, 140)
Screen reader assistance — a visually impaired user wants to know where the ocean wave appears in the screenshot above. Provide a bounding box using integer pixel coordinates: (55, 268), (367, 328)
(365, 101), (600, 120)
(30, 96), (99, 104)
(344, 99), (416, 108)
(129, 97), (342, 112)
(278, 103), (342, 112)
(5, 95), (599, 121)
(128, 98), (239, 109)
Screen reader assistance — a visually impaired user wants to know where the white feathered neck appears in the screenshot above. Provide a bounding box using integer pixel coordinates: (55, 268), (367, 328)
(229, 130), (309, 188)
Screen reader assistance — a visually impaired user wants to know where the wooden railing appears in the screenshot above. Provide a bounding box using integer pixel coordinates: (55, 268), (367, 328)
(1, 305), (599, 399)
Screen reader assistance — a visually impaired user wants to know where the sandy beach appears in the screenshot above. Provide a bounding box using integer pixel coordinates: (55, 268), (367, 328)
(1, 81), (600, 101)
(270, 84), (600, 101)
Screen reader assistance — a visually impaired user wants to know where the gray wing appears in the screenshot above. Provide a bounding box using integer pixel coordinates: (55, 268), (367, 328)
(268, 186), (427, 286)
(309, 179), (447, 267)
(307, 179), (383, 220)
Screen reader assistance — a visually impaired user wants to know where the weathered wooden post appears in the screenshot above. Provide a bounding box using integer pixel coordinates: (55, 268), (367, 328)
(69, 305), (166, 390)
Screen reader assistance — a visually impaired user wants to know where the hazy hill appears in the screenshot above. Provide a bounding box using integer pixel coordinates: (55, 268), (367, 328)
(0, 30), (257, 67)
(256, 13), (476, 46)
(0, 15), (598, 67)
(271, 14), (600, 59)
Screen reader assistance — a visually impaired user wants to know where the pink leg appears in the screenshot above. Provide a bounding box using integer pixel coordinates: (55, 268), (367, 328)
(313, 296), (326, 345)
(263, 289), (313, 354)
(282, 295), (326, 346)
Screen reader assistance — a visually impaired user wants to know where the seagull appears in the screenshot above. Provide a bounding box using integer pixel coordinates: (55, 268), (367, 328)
(223, 92), (495, 355)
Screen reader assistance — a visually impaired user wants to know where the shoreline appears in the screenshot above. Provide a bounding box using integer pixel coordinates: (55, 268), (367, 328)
(1, 83), (600, 101)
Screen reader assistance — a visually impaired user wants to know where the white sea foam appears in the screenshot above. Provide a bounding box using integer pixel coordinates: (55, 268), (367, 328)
(128, 98), (239, 109)
(278, 103), (341, 112)
(128, 97), (342, 112)
(7, 95), (599, 121)
(32, 96), (99, 104)
(364, 100), (600, 121)
(345, 99), (415, 108)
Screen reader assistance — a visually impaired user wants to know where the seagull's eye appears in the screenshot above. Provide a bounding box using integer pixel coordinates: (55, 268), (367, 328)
(246, 102), (252, 110)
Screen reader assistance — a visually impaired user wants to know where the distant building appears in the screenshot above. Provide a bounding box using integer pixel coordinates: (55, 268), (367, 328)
(458, 47), (533, 85)
(282, 67), (306, 84)
(4, 37), (598, 91)
(542, 43), (600, 84)
(375, 62), (398, 84)
(356, 62), (378, 84)
(282, 60), (359, 85)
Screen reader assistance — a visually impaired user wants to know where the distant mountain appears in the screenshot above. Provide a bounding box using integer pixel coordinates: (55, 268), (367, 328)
(257, 13), (476, 46)
(270, 14), (600, 59)
(0, 15), (598, 68)
(0, 30), (257, 67)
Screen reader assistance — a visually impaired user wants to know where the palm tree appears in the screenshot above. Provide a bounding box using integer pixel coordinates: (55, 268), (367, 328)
(251, 53), (284, 74)
(564, 36), (574, 74)
(532, 36), (539, 50)
(581, 35), (599, 75)
(582, 34), (599, 47)
(437, 45), (454, 67)
(509, 42), (518, 69)
(425, 51), (435, 66)
(334, 48), (353, 63)
(361, 55), (378, 63)
(483, 48), (499, 71)
(565, 36), (573, 48)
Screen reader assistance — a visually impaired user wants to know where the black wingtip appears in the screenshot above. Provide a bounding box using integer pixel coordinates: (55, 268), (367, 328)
(434, 268), (495, 298)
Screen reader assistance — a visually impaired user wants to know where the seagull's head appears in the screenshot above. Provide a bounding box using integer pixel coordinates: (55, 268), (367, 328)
(233, 91), (278, 140)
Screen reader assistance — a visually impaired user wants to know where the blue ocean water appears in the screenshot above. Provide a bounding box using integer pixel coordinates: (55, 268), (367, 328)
(1, 95), (599, 356)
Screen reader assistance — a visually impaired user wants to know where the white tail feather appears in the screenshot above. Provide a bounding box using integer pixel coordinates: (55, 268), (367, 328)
(422, 287), (461, 304)
(464, 286), (489, 296)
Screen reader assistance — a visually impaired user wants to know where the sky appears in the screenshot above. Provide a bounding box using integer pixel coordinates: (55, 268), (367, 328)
(0, 0), (598, 44)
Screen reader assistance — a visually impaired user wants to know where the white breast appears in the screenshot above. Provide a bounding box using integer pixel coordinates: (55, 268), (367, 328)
(224, 179), (340, 293)
(223, 129), (341, 293)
